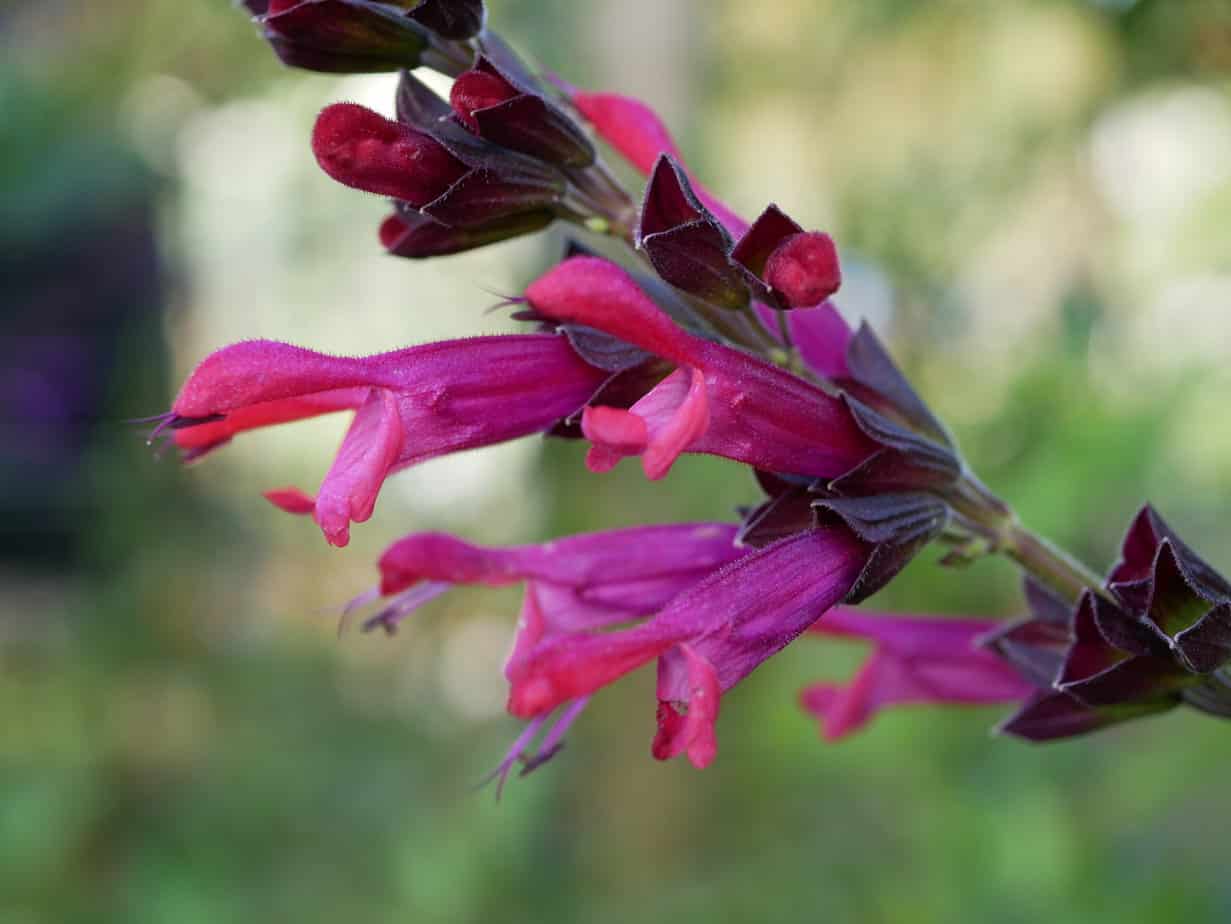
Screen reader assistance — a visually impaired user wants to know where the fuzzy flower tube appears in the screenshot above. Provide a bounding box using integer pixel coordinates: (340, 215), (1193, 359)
(146, 0), (1231, 788)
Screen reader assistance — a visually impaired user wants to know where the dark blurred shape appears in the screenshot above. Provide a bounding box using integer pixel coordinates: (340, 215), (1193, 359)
(0, 74), (163, 569)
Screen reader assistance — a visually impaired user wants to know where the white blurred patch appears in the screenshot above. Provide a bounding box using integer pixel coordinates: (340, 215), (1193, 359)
(1090, 88), (1231, 224)
(833, 258), (895, 333)
(122, 74), (205, 174)
(332, 73), (401, 118)
(437, 617), (514, 721)
(1131, 273), (1231, 371)
(391, 438), (545, 536)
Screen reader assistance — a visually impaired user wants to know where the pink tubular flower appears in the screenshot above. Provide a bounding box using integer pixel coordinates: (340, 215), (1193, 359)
(524, 256), (877, 480)
(166, 334), (608, 547)
(363, 522), (747, 779)
(800, 609), (1034, 741)
(505, 525), (873, 767)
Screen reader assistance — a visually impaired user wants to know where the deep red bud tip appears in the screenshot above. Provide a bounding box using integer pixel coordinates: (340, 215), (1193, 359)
(311, 103), (466, 207)
(450, 70), (518, 133)
(764, 232), (842, 308)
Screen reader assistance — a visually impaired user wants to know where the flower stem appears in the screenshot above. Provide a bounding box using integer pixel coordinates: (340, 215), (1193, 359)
(947, 473), (1111, 604)
(1001, 522), (1108, 604)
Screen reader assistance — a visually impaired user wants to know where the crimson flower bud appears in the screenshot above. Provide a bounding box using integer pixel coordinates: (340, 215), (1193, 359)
(730, 205), (841, 310)
(450, 70), (516, 131)
(763, 232), (841, 309)
(986, 507), (1231, 742)
(312, 103), (467, 206)
(257, 0), (433, 74)
(448, 56), (595, 167)
(387, 0), (486, 39)
(378, 208), (553, 258)
(636, 155), (749, 310)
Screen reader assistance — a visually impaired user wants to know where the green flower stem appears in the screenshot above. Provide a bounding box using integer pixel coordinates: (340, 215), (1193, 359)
(1002, 521), (1109, 605)
(949, 472), (1111, 604)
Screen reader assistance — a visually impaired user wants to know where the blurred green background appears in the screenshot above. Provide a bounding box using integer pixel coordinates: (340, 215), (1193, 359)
(3, 1), (1231, 921)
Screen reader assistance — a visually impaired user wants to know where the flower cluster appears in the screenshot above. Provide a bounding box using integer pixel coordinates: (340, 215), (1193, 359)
(984, 506), (1231, 739)
(151, 0), (1231, 784)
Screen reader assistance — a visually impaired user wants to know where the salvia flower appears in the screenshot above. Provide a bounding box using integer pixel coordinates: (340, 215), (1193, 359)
(361, 522), (746, 773)
(800, 608), (1033, 741)
(503, 524), (884, 768)
(359, 521), (874, 770)
(165, 335), (607, 546)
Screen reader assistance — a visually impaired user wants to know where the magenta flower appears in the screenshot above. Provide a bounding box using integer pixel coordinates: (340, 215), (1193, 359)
(166, 334), (607, 546)
(524, 256), (877, 480)
(505, 525), (874, 766)
(361, 522), (746, 777)
(358, 520), (882, 770)
(800, 608), (1033, 740)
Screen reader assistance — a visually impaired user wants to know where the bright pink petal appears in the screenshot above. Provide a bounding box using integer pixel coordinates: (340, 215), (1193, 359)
(582, 366), (710, 480)
(174, 388), (371, 457)
(571, 90), (748, 236)
(789, 302), (852, 380)
(378, 522), (741, 596)
(370, 522), (745, 635)
(315, 388), (404, 547)
(524, 257), (699, 365)
(580, 406), (648, 473)
(652, 644), (720, 768)
(263, 486), (317, 515)
(801, 608), (1034, 740)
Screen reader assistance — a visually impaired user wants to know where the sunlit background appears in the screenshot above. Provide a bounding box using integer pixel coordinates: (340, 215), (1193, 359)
(3, 0), (1231, 921)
